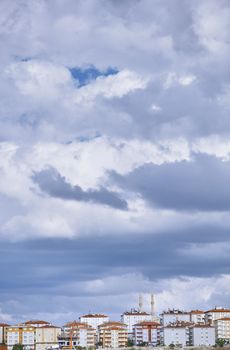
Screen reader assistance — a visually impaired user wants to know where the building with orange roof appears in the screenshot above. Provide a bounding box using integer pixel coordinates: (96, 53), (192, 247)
(59, 322), (96, 348)
(121, 310), (152, 338)
(98, 322), (128, 348)
(133, 321), (161, 346)
(190, 310), (205, 324)
(36, 325), (61, 350)
(205, 307), (230, 324)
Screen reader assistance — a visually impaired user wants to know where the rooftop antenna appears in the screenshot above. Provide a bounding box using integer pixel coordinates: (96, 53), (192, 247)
(151, 294), (155, 316)
(139, 294), (143, 312)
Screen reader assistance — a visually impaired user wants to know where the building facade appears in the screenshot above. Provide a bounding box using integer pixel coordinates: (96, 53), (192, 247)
(161, 310), (190, 326)
(0, 324), (9, 344)
(190, 310), (205, 324)
(121, 310), (152, 338)
(189, 325), (215, 346)
(163, 322), (192, 346)
(79, 314), (109, 331)
(133, 321), (161, 346)
(214, 318), (230, 341)
(36, 325), (61, 350)
(59, 322), (96, 348)
(98, 322), (127, 348)
(205, 308), (230, 324)
(6, 325), (36, 350)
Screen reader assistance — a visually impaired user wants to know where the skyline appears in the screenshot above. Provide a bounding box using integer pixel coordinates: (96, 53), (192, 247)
(1, 0), (230, 325)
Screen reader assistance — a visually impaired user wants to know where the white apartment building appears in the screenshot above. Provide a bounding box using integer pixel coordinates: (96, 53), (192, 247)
(98, 322), (127, 348)
(121, 310), (152, 338)
(133, 321), (161, 346)
(190, 310), (205, 324)
(163, 322), (192, 346)
(0, 324), (9, 344)
(161, 310), (190, 326)
(79, 314), (109, 331)
(36, 325), (61, 350)
(205, 307), (230, 325)
(59, 321), (96, 348)
(214, 318), (230, 341)
(6, 325), (36, 350)
(189, 325), (215, 346)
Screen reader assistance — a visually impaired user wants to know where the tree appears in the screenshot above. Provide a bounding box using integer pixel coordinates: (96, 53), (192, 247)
(216, 338), (225, 347)
(12, 344), (24, 350)
(169, 344), (175, 349)
(127, 339), (134, 347)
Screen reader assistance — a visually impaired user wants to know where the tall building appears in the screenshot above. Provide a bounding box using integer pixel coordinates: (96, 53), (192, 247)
(189, 324), (215, 346)
(161, 310), (190, 326)
(133, 321), (161, 346)
(98, 322), (127, 348)
(59, 322), (96, 348)
(214, 318), (230, 341)
(79, 314), (109, 331)
(205, 307), (230, 325)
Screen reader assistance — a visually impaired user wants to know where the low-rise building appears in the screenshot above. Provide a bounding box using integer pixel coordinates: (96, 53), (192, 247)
(121, 310), (152, 338)
(99, 322), (127, 348)
(59, 321), (96, 348)
(133, 321), (161, 346)
(161, 310), (190, 326)
(205, 307), (230, 325)
(189, 324), (215, 346)
(214, 318), (230, 341)
(163, 321), (192, 346)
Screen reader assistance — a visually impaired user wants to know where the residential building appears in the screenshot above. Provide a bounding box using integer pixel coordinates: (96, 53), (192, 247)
(133, 321), (161, 346)
(98, 322), (127, 348)
(189, 324), (215, 346)
(79, 314), (109, 331)
(205, 307), (230, 325)
(36, 325), (61, 350)
(59, 322), (96, 348)
(161, 310), (190, 326)
(6, 325), (36, 350)
(214, 318), (230, 341)
(163, 321), (193, 346)
(0, 324), (9, 344)
(121, 310), (152, 338)
(190, 310), (205, 324)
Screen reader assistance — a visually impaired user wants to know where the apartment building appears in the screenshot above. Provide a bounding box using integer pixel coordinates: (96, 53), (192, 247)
(36, 325), (61, 350)
(163, 321), (192, 346)
(161, 310), (190, 326)
(214, 318), (230, 341)
(190, 310), (205, 324)
(6, 325), (36, 350)
(0, 324), (9, 344)
(59, 321), (96, 348)
(79, 314), (109, 331)
(98, 322), (127, 348)
(189, 324), (215, 346)
(205, 307), (230, 324)
(121, 310), (152, 338)
(133, 321), (161, 346)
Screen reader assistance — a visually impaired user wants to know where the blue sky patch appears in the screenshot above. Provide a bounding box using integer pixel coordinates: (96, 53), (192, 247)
(69, 66), (118, 86)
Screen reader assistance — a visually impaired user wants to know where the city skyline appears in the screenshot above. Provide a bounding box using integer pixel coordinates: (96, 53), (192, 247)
(1, 0), (230, 325)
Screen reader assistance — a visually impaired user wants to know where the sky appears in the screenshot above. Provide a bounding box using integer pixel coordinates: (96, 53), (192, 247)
(1, 0), (230, 325)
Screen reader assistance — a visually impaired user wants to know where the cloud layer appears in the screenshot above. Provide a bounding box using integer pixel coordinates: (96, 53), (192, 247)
(1, 0), (230, 324)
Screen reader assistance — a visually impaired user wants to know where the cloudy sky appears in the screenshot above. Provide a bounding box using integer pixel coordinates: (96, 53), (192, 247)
(1, 0), (230, 325)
